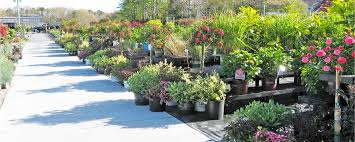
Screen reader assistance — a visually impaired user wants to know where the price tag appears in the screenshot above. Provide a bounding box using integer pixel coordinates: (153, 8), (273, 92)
(235, 68), (245, 80)
(148, 44), (152, 51)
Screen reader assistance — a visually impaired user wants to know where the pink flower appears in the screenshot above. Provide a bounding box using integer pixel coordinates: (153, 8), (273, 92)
(309, 46), (315, 51)
(150, 34), (156, 39)
(306, 53), (312, 58)
(301, 56), (309, 63)
(325, 46), (331, 51)
(194, 39), (200, 44)
(323, 66), (330, 72)
(202, 35), (207, 41)
(338, 46), (344, 51)
(204, 26), (210, 33)
(196, 32), (201, 38)
(218, 29), (224, 37)
(324, 57), (331, 63)
(352, 51), (355, 58)
(316, 50), (326, 57)
(337, 57), (347, 64)
(335, 65), (343, 72)
(334, 49), (341, 56)
(345, 36), (354, 45)
(326, 39), (332, 45)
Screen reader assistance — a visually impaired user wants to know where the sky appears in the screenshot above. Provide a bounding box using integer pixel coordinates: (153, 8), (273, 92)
(0, 0), (121, 13)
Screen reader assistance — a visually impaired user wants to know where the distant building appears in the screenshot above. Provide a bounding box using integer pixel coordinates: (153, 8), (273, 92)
(0, 16), (44, 28)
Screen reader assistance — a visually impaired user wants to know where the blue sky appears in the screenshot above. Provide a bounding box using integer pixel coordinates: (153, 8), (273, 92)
(1, 0), (120, 12)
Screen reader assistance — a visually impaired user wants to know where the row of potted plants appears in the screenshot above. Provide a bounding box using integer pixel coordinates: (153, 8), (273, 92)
(127, 61), (229, 120)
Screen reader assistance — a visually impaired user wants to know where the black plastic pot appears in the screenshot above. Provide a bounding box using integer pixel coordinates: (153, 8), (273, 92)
(134, 93), (149, 106)
(149, 98), (165, 112)
(230, 80), (248, 95)
(178, 103), (194, 115)
(207, 99), (225, 120)
(262, 76), (277, 91)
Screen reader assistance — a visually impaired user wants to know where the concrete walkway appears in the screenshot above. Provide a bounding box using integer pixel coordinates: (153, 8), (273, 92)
(0, 34), (211, 142)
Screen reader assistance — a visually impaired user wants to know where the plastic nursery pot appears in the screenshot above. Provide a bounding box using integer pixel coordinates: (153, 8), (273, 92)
(165, 100), (177, 107)
(154, 50), (163, 57)
(230, 80), (248, 95)
(1, 83), (7, 89)
(134, 93), (149, 106)
(149, 97), (165, 112)
(262, 76), (278, 91)
(178, 103), (195, 115)
(96, 68), (105, 74)
(207, 99), (225, 120)
(194, 101), (206, 112)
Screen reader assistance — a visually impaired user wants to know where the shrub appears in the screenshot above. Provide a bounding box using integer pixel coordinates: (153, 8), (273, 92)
(127, 64), (160, 95)
(258, 46), (291, 77)
(110, 55), (130, 70)
(224, 100), (292, 141)
(167, 82), (194, 104)
(64, 42), (77, 52)
(0, 56), (15, 85)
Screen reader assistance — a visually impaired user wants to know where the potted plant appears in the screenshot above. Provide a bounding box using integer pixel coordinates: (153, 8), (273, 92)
(220, 50), (260, 95)
(127, 64), (160, 105)
(65, 42), (78, 56)
(258, 45), (291, 91)
(191, 76), (207, 112)
(146, 82), (168, 112)
(168, 81), (195, 114)
(204, 74), (229, 120)
(159, 81), (177, 106)
(0, 56), (15, 89)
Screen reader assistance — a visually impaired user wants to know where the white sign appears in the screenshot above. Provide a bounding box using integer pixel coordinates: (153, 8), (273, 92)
(235, 68), (245, 80)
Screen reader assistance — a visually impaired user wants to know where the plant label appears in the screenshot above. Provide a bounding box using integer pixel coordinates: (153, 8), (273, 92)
(148, 44), (152, 51)
(235, 68), (245, 80)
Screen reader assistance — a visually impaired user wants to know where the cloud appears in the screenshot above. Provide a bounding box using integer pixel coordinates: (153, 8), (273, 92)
(0, 0), (120, 13)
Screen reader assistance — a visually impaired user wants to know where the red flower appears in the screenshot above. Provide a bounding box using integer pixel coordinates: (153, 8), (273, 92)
(196, 32), (201, 38)
(309, 46), (315, 51)
(325, 39), (332, 45)
(157, 45), (162, 49)
(324, 57), (331, 63)
(0, 24), (8, 37)
(345, 36), (354, 45)
(301, 56), (309, 63)
(323, 66), (330, 72)
(306, 53), (312, 58)
(352, 51), (355, 58)
(335, 65), (343, 72)
(333, 49), (341, 56)
(194, 39), (200, 44)
(316, 50), (326, 57)
(325, 46), (331, 51)
(338, 46), (344, 51)
(166, 38), (171, 42)
(337, 57), (346, 64)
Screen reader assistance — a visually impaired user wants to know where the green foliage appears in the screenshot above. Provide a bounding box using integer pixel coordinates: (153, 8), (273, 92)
(233, 100), (292, 130)
(94, 56), (111, 69)
(220, 50), (260, 81)
(127, 64), (160, 95)
(49, 29), (61, 38)
(146, 19), (163, 27)
(110, 55), (130, 71)
(258, 45), (291, 77)
(64, 42), (77, 52)
(194, 74), (228, 101)
(87, 50), (108, 67)
(167, 82), (194, 104)
(78, 40), (91, 51)
(158, 61), (190, 82)
(0, 56), (15, 84)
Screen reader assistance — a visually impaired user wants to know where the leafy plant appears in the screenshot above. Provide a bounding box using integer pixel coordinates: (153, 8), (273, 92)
(0, 56), (15, 85)
(220, 50), (260, 81)
(127, 64), (160, 95)
(258, 45), (291, 77)
(192, 74), (228, 101)
(110, 55), (130, 71)
(167, 81), (194, 104)
(64, 42), (77, 52)
(233, 100), (292, 130)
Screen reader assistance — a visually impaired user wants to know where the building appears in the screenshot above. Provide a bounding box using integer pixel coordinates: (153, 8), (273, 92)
(0, 16), (44, 28)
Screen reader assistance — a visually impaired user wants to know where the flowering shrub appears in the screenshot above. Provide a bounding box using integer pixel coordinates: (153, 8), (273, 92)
(147, 26), (171, 49)
(301, 36), (354, 74)
(191, 24), (224, 48)
(0, 24), (9, 44)
(255, 130), (289, 142)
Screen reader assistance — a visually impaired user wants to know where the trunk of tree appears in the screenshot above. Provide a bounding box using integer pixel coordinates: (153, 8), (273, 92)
(334, 71), (341, 142)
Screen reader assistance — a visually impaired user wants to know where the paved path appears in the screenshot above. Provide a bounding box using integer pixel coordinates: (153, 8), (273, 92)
(0, 34), (211, 142)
